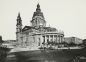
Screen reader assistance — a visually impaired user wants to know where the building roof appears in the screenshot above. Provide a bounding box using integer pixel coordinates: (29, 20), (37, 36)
(22, 25), (57, 32)
(43, 27), (57, 32)
(22, 26), (34, 32)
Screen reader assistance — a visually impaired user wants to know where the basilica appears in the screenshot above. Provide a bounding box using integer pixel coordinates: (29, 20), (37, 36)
(16, 4), (64, 48)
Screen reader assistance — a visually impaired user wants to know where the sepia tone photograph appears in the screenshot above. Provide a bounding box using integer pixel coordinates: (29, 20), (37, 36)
(0, 0), (86, 62)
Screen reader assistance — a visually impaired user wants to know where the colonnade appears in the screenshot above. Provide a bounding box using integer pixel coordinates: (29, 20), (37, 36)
(42, 34), (64, 44)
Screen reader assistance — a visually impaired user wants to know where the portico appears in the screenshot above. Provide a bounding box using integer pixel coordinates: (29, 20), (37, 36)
(42, 32), (64, 45)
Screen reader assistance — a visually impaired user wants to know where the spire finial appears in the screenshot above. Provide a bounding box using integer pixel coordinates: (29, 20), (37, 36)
(37, 3), (40, 8)
(17, 12), (21, 19)
(36, 3), (41, 12)
(16, 12), (22, 26)
(18, 12), (20, 17)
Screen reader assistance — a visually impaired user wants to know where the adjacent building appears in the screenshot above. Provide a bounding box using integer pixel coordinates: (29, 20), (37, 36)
(64, 37), (82, 44)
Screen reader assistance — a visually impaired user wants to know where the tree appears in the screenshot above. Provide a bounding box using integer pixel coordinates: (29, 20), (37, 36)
(0, 36), (3, 43)
(61, 42), (68, 47)
(82, 39), (86, 46)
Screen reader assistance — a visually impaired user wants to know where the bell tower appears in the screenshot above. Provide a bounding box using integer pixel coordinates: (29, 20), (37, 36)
(31, 3), (46, 28)
(16, 13), (22, 33)
(16, 13), (22, 42)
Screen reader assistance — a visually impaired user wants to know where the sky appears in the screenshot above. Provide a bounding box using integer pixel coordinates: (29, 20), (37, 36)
(0, 0), (86, 40)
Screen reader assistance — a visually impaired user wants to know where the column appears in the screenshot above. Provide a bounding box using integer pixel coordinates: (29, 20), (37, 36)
(52, 35), (54, 42)
(58, 35), (60, 43)
(49, 35), (50, 41)
(40, 35), (43, 46)
(43, 36), (45, 44)
(61, 35), (64, 43)
(56, 35), (57, 42)
(60, 36), (62, 43)
(45, 35), (47, 43)
(47, 35), (49, 42)
(54, 35), (57, 42)
(51, 35), (53, 42)
(57, 35), (58, 43)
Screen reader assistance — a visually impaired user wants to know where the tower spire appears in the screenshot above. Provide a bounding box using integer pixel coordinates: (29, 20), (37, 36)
(17, 12), (22, 26)
(17, 12), (21, 20)
(36, 3), (41, 12)
(16, 12), (22, 33)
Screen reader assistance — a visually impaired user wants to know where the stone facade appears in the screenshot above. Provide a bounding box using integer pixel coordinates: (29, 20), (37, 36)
(16, 4), (64, 48)
(64, 37), (82, 44)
